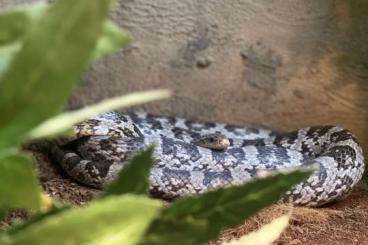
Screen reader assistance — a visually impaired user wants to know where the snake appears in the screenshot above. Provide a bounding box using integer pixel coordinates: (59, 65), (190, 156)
(49, 111), (365, 207)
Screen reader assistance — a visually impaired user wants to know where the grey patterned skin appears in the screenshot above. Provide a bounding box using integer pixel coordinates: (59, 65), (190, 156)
(49, 111), (365, 207)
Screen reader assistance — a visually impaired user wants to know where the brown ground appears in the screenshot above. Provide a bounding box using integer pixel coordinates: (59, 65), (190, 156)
(2, 149), (368, 245)
(211, 186), (368, 245)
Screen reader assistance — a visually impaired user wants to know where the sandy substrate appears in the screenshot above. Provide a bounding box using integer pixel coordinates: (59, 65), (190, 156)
(2, 150), (368, 245)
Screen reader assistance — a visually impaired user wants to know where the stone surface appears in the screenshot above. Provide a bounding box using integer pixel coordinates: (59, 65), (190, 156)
(2, 1), (368, 153)
(74, 1), (368, 153)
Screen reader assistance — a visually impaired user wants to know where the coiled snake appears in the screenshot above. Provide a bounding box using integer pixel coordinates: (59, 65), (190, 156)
(50, 111), (365, 207)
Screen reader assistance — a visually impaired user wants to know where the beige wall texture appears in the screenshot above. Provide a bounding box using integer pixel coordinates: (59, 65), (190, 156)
(2, 1), (368, 151)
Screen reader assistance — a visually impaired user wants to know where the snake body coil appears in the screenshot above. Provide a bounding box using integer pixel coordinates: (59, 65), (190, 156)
(50, 111), (365, 207)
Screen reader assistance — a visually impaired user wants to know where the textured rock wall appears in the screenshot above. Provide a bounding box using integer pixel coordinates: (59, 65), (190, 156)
(2, 1), (368, 152)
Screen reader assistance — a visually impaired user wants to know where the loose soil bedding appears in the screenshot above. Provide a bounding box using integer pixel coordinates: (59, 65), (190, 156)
(2, 150), (368, 245)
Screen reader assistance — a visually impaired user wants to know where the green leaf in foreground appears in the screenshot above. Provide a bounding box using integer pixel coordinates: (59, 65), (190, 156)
(0, 2), (129, 77)
(92, 20), (131, 61)
(0, 154), (41, 211)
(0, 208), (8, 223)
(140, 166), (316, 245)
(28, 89), (171, 139)
(4, 194), (67, 235)
(0, 2), (46, 76)
(223, 213), (291, 245)
(1, 195), (162, 245)
(0, 0), (111, 149)
(103, 146), (155, 197)
(0, 1), (47, 46)
(0, 43), (20, 77)
(6, 206), (68, 235)
(0, 10), (28, 46)
(0, 2), (42, 76)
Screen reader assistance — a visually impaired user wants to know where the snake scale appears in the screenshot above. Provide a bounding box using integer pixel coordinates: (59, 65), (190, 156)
(50, 111), (365, 207)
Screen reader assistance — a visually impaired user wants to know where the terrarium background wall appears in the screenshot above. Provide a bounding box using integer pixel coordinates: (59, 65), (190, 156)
(1, 0), (368, 151)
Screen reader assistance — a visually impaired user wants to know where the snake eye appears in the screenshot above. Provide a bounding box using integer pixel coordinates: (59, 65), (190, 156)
(209, 137), (215, 142)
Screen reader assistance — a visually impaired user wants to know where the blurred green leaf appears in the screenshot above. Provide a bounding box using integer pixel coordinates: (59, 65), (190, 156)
(0, 43), (20, 76)
(0, 147), (18, 159)
(92, 20), (131, 61)
(0, 2), (47, 75)
(0, 1), (47, 45)
(28, 90), (171, 139)
(140, 167), (316, 245)
(1, 195), (162, 245)
(0, 154), (41, 211)
(0, 208), (8, 222)
(222, 213), (291, 245)
(0, 0), (112, 149)
(103, 146), (155, 197)
(0, 11), (28, 46)
(0, 2), (129, 77)
(6, 206), (68, 235)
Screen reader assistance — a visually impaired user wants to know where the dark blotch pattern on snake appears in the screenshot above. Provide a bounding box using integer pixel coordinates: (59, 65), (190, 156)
(49, 111), (365, 207)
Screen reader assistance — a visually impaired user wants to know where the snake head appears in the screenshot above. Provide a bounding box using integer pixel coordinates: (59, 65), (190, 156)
(191, 133), (230, 150)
